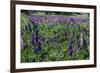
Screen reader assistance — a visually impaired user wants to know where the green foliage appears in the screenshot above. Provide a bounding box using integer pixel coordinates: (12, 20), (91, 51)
(21, 13), (89, 63)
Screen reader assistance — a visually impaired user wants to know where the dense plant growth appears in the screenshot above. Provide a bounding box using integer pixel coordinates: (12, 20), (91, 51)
(21, 10), (89, 63)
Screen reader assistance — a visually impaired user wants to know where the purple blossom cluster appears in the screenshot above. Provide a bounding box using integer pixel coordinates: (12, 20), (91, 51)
(67, 42), (73, 56)
(28, 15), (89, 25)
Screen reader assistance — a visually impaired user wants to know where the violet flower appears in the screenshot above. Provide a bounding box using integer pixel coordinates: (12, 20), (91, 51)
(67, 42), (73, 56)
(40, 34), (45, 43)
(34, 42), (41, 53)
(70, 17), (77, 25)
(36, 30), (38, 43)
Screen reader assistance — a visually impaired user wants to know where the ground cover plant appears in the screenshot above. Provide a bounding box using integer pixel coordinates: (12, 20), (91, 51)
(21, 10), (90, 63)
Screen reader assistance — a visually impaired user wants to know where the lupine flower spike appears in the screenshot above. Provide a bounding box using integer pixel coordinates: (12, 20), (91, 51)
(36, 30), (38, 43)
(34, 42), (41, 53)
(67, 42), (73, 56)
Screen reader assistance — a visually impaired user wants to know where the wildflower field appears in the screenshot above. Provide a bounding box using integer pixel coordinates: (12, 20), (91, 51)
(21, 10), (90, 63)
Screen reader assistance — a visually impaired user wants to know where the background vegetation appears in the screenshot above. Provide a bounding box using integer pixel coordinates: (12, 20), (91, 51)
(21, 10), (90, 63)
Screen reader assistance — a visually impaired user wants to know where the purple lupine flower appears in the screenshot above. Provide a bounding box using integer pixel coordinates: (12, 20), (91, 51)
(67, 42), (73, 56)
(34, 47), (38, 53)
(29, 15), (37, 25)
(30, 16), (35, 25)
(36, 30), (38, 43)
(45, 16), (49, 24)
(31, 33), (34, 44)
(40, 34), (45, 43)
(34, 42), (41, 53)
(37, 16), (41, 24)
(36, 30), (38, 36)
(68, 48), (73, 56)
(61, 16), (66, 23)
(64, 17), (69, 24)
(70, 17), (77, 25)
(38, 42), (41, 49)
(29, 16), (36, 31)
